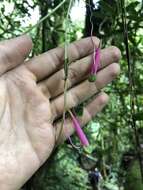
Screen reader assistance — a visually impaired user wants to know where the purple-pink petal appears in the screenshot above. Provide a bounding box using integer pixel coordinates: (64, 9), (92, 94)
(72, 115), (89, 146)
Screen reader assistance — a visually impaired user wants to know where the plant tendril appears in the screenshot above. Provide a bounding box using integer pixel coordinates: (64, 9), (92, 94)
(23, 0), (67, 34)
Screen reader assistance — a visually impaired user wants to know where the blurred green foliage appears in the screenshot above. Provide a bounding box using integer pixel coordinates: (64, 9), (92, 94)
(0, 0), (143, 189)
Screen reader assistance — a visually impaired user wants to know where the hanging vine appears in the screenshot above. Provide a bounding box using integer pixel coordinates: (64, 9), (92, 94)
(119, 0), (143, 182)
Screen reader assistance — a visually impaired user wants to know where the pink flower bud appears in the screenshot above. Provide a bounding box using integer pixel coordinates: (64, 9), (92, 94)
(89, 47), (101, 82)
(71, 114), (89, 146)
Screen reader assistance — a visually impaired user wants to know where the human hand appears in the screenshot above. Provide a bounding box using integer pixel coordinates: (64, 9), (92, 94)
(0, 35), (121, 190)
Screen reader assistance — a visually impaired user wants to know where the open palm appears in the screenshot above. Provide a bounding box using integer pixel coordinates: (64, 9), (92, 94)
(0, 35), (121, 190)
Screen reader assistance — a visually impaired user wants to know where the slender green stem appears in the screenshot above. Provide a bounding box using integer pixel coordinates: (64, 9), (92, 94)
(56, 0), (73, 145)
(23, 0), (67, 34)
(63, 0), (73, 123)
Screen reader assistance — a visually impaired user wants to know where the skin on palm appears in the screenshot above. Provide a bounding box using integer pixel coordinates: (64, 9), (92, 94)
(0, 67), (55, 190)
(0, 35), (121, 190)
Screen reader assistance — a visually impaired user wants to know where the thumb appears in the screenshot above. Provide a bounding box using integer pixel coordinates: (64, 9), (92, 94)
(0, 35), (32, 75)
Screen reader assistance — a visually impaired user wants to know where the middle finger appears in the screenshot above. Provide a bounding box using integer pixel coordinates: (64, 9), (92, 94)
(51, 63), (120, 119)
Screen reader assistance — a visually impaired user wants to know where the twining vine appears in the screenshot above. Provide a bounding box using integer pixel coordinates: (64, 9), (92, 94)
(120, 0), (143, 182)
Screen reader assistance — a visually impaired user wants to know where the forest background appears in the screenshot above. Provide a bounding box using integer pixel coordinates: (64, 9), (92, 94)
(0, 0), (143, 189)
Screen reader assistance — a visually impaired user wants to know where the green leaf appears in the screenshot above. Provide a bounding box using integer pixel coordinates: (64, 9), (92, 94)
(133, 112), (143, 121)
(74, 103), (84, 116)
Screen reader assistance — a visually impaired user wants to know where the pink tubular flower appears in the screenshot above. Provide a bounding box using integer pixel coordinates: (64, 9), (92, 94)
(71, 113), (89, 146)
(88, 46), (101, 82)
